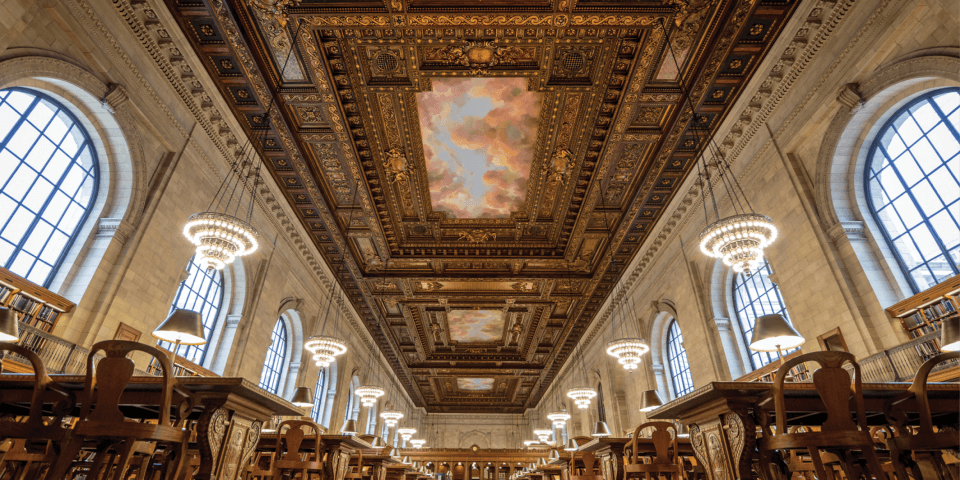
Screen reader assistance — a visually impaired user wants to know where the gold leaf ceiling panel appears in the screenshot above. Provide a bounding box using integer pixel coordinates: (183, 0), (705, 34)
(163, 0), (799, 412)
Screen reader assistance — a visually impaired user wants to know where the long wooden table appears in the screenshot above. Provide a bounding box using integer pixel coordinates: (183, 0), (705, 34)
(647, 381), (960, 480)
(256, 434), (374, 480)
(574, 437), (694, 480)
(0, 374), (303, 480)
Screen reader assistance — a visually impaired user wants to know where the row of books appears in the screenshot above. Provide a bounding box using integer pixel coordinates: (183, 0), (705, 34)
(0, 285), (61, 332)
(918, 297), (957, 321)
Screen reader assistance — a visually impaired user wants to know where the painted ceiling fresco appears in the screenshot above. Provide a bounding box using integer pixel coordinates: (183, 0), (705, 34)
(447, 310), (504, 343)
(457, 378), (495, 391)
(418, 78), (541, 218)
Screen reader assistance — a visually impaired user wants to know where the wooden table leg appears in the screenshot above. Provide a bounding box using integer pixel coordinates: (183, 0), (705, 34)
(598, 447), (625, 480)
(194, 406), (264, 480)
(688, 411), (755, 480)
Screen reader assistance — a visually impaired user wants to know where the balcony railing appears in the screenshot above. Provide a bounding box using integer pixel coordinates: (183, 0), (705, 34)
(1, 322), (215, 377)
(858, 330), (957, 382)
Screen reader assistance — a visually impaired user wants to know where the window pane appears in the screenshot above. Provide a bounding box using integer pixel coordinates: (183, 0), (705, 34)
(259, 319), (288, 394)
(733, 259), (794, 369)
(867, 88), (960, 293)
(0, 88), (99, 287)
(667, 321), (694, 397)
(157, 255), (224, 364)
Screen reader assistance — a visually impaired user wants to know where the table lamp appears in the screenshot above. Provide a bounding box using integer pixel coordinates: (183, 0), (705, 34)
(548, 449), (560, 461)
(0, 306), (19, 342)
(340, 418), (358, 435)
(942, 316), (960, 352)
(591, 420), (611, 437)
(152, 309), (205, 360)
(749, 314), (805, 364)
(290, 386), (314, 408)
(371, 436), (387, 448)
(639, 389), (664, 412)
(563, 438), (578, 451)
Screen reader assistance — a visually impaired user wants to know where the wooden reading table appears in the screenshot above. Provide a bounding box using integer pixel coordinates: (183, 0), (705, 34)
(647, 381), (960, 480)
(255, 434), (372, 480)
(574, 436), (695, 480)
(0, 374), (303, 480)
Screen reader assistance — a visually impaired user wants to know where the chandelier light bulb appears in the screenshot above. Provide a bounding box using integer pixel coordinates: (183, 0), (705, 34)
(183, 212), (259, 271)
(380, 410), (404, 427)
(533, 429), (552, 443)
(605, 338), (650, 370)
(546, 411), (571, 428)
(699, 213), (777, 274)
(410, 439), (426, 448)
(305, 335), (348, 367)
(398, 427), (417, 441)
(566, 387), (597, 410)
(356, 386), (385, 407)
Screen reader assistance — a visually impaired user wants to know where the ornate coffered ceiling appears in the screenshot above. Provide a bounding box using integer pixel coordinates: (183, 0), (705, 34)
(162, 0), (798, 412)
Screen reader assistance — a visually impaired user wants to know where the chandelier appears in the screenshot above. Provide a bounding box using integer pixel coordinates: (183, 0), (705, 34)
(699, 213), (778, 273)
(398, 427), (417, 442)
(546, 411), (570, 428)
(533, 429), (552, 443)
(566, 387), (597, 410)
(305, 335), (347, 367)
(356, 386), (385, 407)
(183, 213), (259, 271)
(605, 338), (650, 370)
(380, 410), (404, 427)
(522, 440), (538, 447)
(410, 439), (426, 448)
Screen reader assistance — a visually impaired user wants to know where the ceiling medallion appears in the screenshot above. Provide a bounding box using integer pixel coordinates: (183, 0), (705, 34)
(246, 0), (301, 26)
(439, 41), (525, 75)
(546, 411), (571, 428)
(305, 335), (348, 367)
(605, 338), (650, 370)
(566, 387), (597, 410)
(380, 410), (404, 427)
(355, 386), (386, 407)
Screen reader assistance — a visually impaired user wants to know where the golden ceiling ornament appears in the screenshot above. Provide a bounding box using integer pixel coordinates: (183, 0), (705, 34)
(439, 40), (525, 75)
(457, 229), (497, 243)
(246, 0), (301, 27)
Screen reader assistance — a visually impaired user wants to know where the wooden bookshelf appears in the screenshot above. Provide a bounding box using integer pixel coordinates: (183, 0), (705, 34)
(735, 349), (810, 382)
(886, 275), (960, 349)
(0, 267), (75, 332)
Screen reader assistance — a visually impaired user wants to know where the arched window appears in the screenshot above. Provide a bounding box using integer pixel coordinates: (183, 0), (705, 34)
(0, 88), (98, 286)
(666, 320), (694, 397)
(366, 403), (378, 434)
(310, 368), (326, 423)
(259, 318), (287, 394)
(866, 87), (960, 292)
(733, 258), (793, 368)
(159, 255), (224, 363)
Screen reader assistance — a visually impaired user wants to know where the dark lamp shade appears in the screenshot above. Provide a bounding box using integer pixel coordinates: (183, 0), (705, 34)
(152, 309), (206, 345)
(340, 419), (358, 435)
(548, 449), (560, 461)
(942, 316), (960, 352)
(749, 314), (805, 352)
(0, 307), (19, 342)
(402, 456), (411, 464)
(591, 420), (611, 437)
(371, 436), (386, 448)
(639, 389), (664, 412)
(563, 438), (578, 451)
(290, 387), (314, 407)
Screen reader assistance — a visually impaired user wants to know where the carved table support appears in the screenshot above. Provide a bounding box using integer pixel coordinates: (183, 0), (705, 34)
(687, 411), (755, 480)
(195, 405), (264, 480)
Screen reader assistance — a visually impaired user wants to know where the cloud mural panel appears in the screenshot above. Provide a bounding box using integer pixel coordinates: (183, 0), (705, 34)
(447, 309), (505, 343)
(417, 78), (541, 218)
(457, 378), (495, 391)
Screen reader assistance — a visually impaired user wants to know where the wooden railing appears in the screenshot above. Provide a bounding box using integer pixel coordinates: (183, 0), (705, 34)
(858, 330), (958, 382)
(0, 322), (216, 377)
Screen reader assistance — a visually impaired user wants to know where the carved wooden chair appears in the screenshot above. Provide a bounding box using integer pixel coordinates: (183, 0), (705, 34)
(884, 351), (960, 480)
(272, 419), (325, 479)
(344, 447), (366, 480)
(0, 342), (75, 480)
(44, 340), (194, 480)
(569, 451), (600, 480)
(756, 351), (888, 480)
(624, 422), (682, 480)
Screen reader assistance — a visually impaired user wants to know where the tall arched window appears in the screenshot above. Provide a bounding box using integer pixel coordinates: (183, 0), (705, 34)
(0, 88), (98, 286)
(733, 259), (793, 368)
(666, 320), (694, 397)
(310, 368), (327, 423)
(259, 318), (287, 394)
(159, 255), (224, 363)
(866, 88), (960, 292)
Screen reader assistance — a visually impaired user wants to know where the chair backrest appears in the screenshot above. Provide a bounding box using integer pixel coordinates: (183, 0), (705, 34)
(275, 420), (325, 463)
(772, 351), (865, 434)
(629, 422), (678, 466)
(885, 351), (959, 436)
(0, 342), (74, 434)
(82, 340), (177, 427)
(569, 451), (597, 476)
